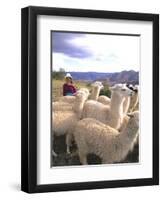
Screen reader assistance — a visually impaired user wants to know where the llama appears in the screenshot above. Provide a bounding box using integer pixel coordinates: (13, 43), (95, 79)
(82, 84), (133, 130)
(53, 88), (90, 112)
(73, 111), (139, 164)
(58, 88), (90, 104)
(97, 95), (111, 105)
(128, 85), (139, 112)
(89, 81), (103, 100)
(52, 90), (89, 154)
(122, 96), (131, 115)
(97, 83), (131, 116)
(98, 95), (130, 116)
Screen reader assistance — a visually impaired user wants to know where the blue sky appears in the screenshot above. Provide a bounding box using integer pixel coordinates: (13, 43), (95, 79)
(52, 32), (140, 73)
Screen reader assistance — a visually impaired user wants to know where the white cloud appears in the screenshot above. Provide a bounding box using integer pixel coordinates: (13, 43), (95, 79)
(52, 34), (140, 73)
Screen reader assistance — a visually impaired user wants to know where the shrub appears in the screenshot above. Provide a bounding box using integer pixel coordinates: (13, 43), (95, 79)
(99, 82), (111, 98)
(52, 68), (66, 80)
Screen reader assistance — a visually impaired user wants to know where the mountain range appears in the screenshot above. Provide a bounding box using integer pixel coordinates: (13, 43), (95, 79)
(68, 70), (139, 85)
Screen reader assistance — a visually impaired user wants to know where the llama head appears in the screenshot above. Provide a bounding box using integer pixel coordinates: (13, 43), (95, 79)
(91, 81), (104, 90)
(74, 90), (88, 118)
(126, 84), (134, 91)
(110, 84), (133, 98)
(126, 84), (139, 94)
(79, 88), (90, 99)
(75, 90), (88, 101)
(133, 85), (139, 93)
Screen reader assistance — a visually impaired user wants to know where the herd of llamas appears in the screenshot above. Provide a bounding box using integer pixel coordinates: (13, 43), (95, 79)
(52, 81), (139, 165)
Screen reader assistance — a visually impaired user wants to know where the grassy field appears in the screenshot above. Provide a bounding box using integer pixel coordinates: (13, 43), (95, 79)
(52, 79), (91, 101)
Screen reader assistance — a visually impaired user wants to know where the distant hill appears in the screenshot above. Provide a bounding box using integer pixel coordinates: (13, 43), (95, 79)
(107, 70), (139, 85)
(68, 72), (110, 81)
(68, 70), (139, 85)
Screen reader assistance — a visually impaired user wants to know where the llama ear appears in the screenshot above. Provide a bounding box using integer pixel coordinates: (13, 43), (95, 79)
(127, 113), (134, 118)
(134, 88), (138, 93)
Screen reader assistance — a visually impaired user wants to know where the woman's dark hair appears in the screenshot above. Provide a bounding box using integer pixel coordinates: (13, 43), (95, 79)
(66, 77), (73, 84)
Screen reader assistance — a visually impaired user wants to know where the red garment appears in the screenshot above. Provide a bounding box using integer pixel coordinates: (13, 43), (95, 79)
(63, 83), (77, 96)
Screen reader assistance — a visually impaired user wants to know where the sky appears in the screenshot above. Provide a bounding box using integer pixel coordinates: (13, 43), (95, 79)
(52, 32), (140, 73)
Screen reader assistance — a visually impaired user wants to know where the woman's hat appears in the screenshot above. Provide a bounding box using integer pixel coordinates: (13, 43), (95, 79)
(65, 73), (72, 79)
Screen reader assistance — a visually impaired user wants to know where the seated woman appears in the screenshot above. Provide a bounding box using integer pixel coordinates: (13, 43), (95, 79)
(63, 73), (77, 96)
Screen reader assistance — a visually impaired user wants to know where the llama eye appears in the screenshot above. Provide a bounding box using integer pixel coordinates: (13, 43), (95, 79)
(121, 88), (126, 91)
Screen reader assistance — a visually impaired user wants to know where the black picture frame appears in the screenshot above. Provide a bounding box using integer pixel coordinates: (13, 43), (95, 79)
(21, 6), (159, 193)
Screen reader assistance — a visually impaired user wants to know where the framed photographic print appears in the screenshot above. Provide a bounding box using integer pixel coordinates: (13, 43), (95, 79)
(21, 6), (159, 193)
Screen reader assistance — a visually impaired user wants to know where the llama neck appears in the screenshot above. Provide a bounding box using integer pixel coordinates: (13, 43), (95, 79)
(133, 93), (139, 107)
(90, 87), (100, 100)
(123, 96), (131, 115)
(73, 97), (86, 119)
(110, 92), (124, 117)
(120, 119), (139, 143)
